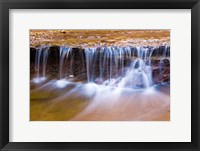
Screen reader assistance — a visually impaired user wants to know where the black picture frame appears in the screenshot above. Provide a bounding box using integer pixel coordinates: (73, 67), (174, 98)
(0, 0), (199, 150)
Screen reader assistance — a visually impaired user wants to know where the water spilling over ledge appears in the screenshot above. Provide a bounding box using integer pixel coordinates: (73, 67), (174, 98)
(30, 30), (170, 121)
(30, 45), (170, 89)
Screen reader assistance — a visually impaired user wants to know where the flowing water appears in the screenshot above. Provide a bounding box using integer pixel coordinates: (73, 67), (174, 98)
(30, 45), (170, 121)
(59, 46), (72, 79)
(33, 46), (49, 83)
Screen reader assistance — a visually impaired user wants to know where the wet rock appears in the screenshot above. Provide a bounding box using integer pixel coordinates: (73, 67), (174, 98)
(152, 66), (170, 84)
(160, 59), (170, 67)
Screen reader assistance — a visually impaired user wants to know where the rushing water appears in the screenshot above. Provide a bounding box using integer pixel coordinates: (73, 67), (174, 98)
(33, 46), (49, 83)
(59, 46), (72, 79)
(32, 45), (170, 89)
(30, 79), (170, 120)
(31, 45), (170, 120)
(84, 46), (169, 89)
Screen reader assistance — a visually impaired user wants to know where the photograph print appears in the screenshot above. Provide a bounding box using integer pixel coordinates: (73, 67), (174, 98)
(30, 30), (170, 121)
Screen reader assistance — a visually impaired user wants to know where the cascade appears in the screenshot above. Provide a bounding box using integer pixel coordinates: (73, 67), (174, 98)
(32, 45), (170, 89)
(33, 46), (49, 83)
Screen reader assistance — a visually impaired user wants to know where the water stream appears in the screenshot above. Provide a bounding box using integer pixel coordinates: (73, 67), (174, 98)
(32, 45), (170, 89)
(30, 45), (170, 120)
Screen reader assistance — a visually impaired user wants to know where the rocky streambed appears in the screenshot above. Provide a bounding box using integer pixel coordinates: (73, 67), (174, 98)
(30, 30), (170, 121)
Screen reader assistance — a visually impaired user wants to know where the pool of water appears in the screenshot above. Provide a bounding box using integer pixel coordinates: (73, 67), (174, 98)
(30, 80), (170, 121)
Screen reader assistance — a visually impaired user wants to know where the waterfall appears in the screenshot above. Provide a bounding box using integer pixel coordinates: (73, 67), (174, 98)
(159, 46), (170, 74)
(32, 45), (170, 89)
(59, 46), (71, 79)
(69, 50), (74, 76)
(117, 46), (153, 89)
(42, 47), (49, 77)
(85, 48), (95, 82)
(35, 47), (42, 78)
(33, 46), (49, 83)
(84, 46), (170, 89)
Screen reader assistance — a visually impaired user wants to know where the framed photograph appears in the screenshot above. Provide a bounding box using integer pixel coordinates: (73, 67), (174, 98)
(0, 0), (200, 150)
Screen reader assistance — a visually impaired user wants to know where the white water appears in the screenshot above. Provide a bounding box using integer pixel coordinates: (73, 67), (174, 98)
(31, 79), (170, 120)
(59, 46), (72, 79)
(33, 46), (49, 83)
(32, 45), (170, 89)
(84, 46), (170, 89)
(31, 45), (170, 121)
